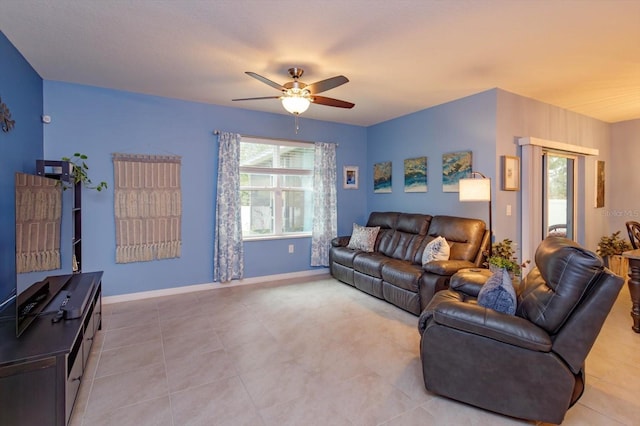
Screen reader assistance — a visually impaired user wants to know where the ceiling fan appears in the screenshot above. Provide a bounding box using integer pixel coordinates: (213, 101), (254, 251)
(233, 67), (355, 116)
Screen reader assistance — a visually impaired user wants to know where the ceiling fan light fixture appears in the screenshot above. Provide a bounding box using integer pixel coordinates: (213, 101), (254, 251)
(281, 94), (310, 115)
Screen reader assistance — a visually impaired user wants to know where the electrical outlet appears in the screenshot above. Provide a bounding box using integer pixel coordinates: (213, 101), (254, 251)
(288, 244), (294, 254)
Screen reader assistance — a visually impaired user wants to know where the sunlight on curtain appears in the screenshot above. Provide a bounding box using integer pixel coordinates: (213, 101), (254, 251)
(311, 142), (337, 266)
(214, 132), (244, 282)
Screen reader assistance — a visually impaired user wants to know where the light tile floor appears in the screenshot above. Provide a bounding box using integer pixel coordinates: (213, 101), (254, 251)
(70, 275), (640, 425)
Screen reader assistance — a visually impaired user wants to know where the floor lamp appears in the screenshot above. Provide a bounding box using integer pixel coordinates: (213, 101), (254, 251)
(459, 172), (492, 257)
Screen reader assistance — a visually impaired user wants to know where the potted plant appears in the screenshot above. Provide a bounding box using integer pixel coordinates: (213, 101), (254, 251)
(486, 238), (530, 277)
(596, 231), (631, 276)
(61, 153), (107, 191)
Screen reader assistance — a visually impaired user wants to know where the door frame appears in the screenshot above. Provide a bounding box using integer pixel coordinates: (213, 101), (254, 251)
(519, 137), (598, 273)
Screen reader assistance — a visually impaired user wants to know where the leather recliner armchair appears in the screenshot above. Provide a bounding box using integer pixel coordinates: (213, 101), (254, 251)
(418, 237), (624, 424)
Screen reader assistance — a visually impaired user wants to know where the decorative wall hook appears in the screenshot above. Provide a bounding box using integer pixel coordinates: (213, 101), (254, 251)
(1, 96), (16, 133)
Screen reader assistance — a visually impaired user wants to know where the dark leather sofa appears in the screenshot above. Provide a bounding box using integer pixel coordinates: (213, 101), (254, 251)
(329, 212), (489, 315)
(418, 236), (624, 424)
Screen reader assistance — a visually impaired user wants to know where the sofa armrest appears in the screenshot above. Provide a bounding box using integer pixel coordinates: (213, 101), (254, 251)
(423, 259), (476, 276)
(331, 236), (351, 247)
(449, 268), (493, 298)
(419, 290), (551, 352)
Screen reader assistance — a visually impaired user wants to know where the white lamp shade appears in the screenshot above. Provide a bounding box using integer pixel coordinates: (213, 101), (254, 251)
(459, 178), (491, 201)
(281, 96), (310, 115)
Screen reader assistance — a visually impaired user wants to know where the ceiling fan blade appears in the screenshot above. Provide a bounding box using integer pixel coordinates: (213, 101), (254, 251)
(305, 75), (349, 94)
(311, 96), (355, 109)
(232, 96), (281, 101)
(245, 72), (285, 91)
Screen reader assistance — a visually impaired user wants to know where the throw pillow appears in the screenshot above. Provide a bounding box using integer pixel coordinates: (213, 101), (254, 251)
(477, 268), (517, 315)
(422, 236), (450, 266)
(347, 223), (380, 252)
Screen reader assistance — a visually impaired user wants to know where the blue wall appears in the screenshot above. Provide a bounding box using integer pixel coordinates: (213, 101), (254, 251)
(3, 32), (618, 300)
(43, 81), (367, 296)
(0, 32), (43, 303)
(366, 90), (497, 223)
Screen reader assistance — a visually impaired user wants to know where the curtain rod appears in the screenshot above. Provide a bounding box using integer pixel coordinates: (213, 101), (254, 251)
(213, 130), (338, 147)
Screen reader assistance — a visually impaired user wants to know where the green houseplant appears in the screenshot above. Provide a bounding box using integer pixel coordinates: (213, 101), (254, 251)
(596, 231), (631, 258)
(61, 153), (108, 191)
(596, 231), (631, 276)
(486, 238), (529, 277)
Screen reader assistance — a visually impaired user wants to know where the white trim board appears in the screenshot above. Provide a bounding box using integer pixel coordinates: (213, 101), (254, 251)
(518, 137), (599, 156)
(103, 268), (330, 304)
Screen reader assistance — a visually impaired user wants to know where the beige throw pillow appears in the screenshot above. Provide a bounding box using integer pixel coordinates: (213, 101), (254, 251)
(347, 223), (380, 252)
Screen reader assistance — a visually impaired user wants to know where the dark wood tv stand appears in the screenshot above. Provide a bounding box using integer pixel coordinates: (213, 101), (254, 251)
(0, 271), (103, 425)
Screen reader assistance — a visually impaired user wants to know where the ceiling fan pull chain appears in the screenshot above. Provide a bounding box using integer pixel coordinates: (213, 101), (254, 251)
(294, 114), (300, 134)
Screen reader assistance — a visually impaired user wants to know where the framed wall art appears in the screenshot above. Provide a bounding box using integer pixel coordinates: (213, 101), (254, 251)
(343, 166), (359, 189)
(374, 161), (392, 193)
(502, 155), (520, 191)
(442, 150), (472, 192)
(404, 156), (427, 192)
(595, 160), (605, 208)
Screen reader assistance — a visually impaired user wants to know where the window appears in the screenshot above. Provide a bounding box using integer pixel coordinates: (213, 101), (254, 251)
(543, 151), (576, 240)
(240, 137), (314, 239)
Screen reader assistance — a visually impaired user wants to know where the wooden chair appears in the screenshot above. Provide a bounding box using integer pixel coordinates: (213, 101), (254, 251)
(626, 221), (640, 249)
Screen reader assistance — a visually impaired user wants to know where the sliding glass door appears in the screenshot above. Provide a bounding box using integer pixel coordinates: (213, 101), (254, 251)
(543, 152), (576, 240)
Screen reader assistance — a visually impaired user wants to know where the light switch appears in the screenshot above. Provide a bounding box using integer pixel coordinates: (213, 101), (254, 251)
(506, 205), (512, 216)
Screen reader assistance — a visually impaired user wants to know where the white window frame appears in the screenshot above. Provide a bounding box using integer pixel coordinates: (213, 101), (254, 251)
(240, 137), (314, 241)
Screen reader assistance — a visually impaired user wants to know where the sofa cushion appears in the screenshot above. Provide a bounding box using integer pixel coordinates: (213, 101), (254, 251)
(390, 232), (424, 262)
(347, 223), (380, 252)
(366, 211), (399, 229)
(368, 212), (431, 259)
(353, 252), (392, 278)
(477, 268), (517, 315)
(381, 260), (424, 292)
(422, 236), (450, 266)
(396, 213), (431, 235)
(331, 246), (361, 268)
(427, 216), (486, 262)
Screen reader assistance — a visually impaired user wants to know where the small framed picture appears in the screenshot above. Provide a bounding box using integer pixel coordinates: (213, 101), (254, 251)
(502, 155), (520, 191)
(343, 166), (359, 189)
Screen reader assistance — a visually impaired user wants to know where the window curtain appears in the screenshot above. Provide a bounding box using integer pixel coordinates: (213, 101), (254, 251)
(214, 132), (244, 282)
(311, 142), (338, 266)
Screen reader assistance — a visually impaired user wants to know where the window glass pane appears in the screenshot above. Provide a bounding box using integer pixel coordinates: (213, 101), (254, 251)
(241, 190), (274, 236)
(279, 146), (314, 169)
(241, 173), (274, 188)
(240, 143), (275, 167)
(281, 174), (312, 188)
(282, 190), (313, 233)
(543, 153), (574, 239)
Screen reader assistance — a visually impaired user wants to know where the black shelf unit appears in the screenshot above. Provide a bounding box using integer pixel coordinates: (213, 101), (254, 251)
(0, 272), (103, 426)
(36, 160), (82, 273)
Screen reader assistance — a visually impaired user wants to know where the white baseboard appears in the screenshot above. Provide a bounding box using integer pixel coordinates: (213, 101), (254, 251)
(103, 268), (330, 305)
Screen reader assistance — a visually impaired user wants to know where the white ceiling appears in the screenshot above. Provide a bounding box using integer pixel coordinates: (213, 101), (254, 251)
(1, 0), (639, 126)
